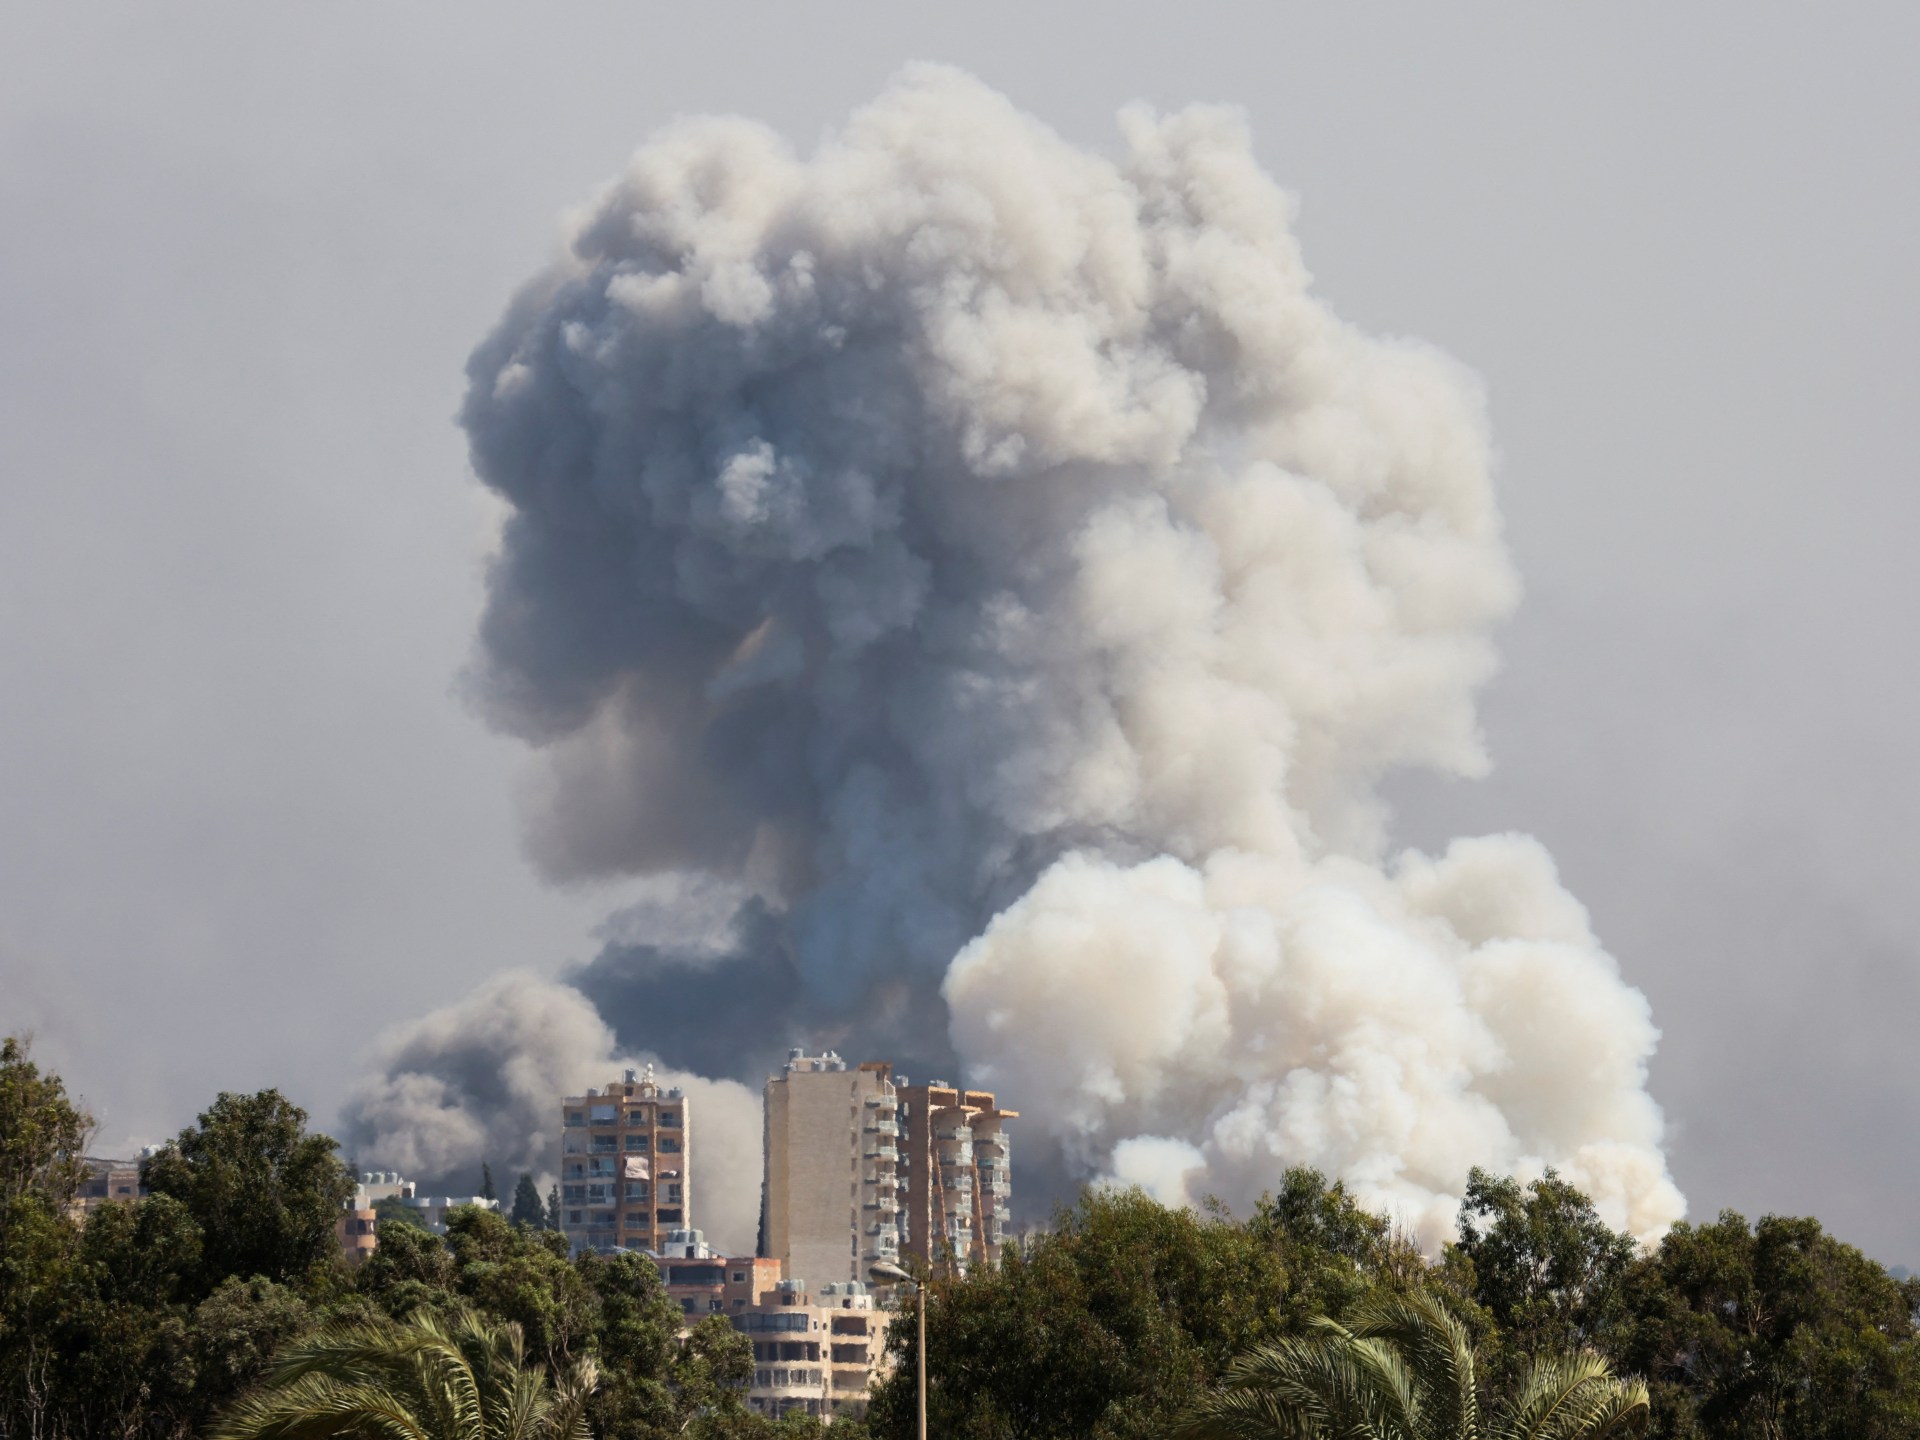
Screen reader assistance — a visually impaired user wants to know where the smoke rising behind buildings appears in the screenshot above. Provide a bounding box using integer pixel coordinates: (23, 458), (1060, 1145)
(348, 66), (1682, 1244)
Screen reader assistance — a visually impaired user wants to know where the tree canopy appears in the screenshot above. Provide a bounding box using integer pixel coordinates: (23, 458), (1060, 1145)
(7, 1035), (1920, 1440)
(142, 1089), (355, 1292)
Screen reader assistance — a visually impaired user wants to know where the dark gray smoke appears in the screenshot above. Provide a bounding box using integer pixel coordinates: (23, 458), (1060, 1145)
(349, 66), (1682, 1244)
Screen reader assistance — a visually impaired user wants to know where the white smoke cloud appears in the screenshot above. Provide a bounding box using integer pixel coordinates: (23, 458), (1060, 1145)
(344, 971), (762, 1254)
(945, 839), (1679, 1242)
(357, 64), (1683, 1247)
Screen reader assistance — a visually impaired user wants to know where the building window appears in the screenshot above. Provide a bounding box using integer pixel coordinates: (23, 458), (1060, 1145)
(626, 1107), (651, 1125)
(658, 1137), (681, 1153)
(626, 1133), (649, 1151)
(658, 1111), (681, 1127)
(564, 1111), (585, 1127)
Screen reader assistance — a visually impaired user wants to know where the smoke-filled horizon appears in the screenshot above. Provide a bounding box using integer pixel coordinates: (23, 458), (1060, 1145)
(347, 66), (1682, 1250)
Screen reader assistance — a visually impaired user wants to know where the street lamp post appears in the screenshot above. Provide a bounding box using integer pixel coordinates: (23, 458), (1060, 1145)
(868, 1260), (925, 1440)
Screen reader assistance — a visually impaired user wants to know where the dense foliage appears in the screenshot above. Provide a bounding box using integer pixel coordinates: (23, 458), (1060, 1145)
(864, 1174), (1920, 1440)
(4, 1034), (1917, 1440)
(0, 1038), (785, 1440)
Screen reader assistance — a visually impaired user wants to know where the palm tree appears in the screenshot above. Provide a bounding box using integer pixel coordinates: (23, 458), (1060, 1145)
(211, 1305), (597, 1440)
(1180, 1291), (1648, 1440)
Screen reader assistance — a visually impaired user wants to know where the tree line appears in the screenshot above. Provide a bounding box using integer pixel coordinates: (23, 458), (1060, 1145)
(5, 1035), (1918, 1439)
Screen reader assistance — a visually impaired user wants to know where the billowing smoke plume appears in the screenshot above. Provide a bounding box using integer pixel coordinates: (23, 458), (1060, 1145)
(353, 65), (1682, 1243)
(344, 972), (762, 1254)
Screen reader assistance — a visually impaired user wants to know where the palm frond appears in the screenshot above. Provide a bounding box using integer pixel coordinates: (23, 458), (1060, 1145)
(1494, 1354), (1649, 1440)
(210, 1374), (433, 1440)
(1343, 1292), (1478, 1440)
(211, 1305), (596, 1440)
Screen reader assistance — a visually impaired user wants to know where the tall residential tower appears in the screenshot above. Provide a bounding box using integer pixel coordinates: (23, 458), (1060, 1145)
(896, 1079), (1015, 1273)
(560, 1068), (689, 1254)
(759, 1052), (904, 1288)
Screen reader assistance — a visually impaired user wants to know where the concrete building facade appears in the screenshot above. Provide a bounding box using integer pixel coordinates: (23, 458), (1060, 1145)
(760, 1052), (904, 1290)
(561, 1067), (689, 1254)
(653, 1228), (785, 1321)
(73, 1156), (144, 1218)
(896, 1080), (1015, 1273)
(735, 1278), (891, 1421)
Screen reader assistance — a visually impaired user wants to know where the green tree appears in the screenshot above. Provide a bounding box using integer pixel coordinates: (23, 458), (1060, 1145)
(1449, 1168), (1639, 1391)
(375, 1193), (427, 1232)
(0, 1034), (92, 1207)
(1614, 1210), (1920, 1439)
(867, 1186), (1297, 1440)
(355, 1215), (458, 1319)
(579, 1249), (699, 1440)
(1181, 1290), (1648, 1440)
(0, 1036), (97, 1436)
(482, 1163), (497, 1203)
(1251, 1168), (1430, 1328)
(210, 1305), (596, 1440)
(142, 1090), (354, 1293)
(443, 1206), (597, 1370)
(546, 1182), (562, 1234)
(511, 1172), (546, 1230)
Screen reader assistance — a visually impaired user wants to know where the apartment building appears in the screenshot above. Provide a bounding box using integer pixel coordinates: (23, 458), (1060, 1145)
(560, 1067), (689, 1254)
(760, 1052), (905, 1290)
(735, 1278), (891, 1421)
(652, 1228), (785, 1321)
(896, 1079), (1015, 1273)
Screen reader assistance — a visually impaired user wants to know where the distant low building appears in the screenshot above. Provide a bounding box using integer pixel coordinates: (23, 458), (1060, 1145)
(396, 1193), (498, 1234)
(735, 1277), (892, 1421)
(354, 1171), (415, 1206)
(71, 1155), (144, 1219)
(336, 1170), (496, 1260)
(337, 1204), (378, 1263)
(652, 1228), (784, 1322)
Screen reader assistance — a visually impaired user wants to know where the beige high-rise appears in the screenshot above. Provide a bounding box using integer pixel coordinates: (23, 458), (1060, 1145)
(760, 1052), (904, 1288)
(896, 1079), (1015, 1273)
(560, 1068), (690, 1254)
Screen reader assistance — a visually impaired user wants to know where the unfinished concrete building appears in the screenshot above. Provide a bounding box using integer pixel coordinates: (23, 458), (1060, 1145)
(895, 1079), (1015, 1273)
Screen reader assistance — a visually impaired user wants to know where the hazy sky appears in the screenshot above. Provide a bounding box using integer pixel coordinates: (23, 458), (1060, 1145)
(4, 5), (1917, 1259)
